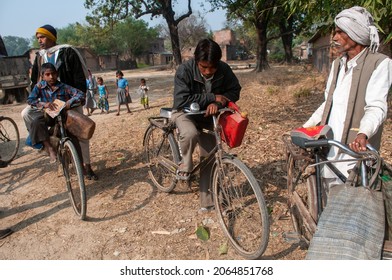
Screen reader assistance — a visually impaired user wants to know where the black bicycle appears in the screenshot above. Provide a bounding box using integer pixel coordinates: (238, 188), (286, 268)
(0, 115), (20, 165)
(143, 103), (269, 259)
(283, 127), (392, 258)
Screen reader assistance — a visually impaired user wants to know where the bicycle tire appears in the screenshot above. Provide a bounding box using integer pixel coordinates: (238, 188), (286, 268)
(144, 124), (180, 192)
(286, 154), (317, 243)
(0, 116), (20, 164)
(213, 155), (269, 259)
(61, 140), (87, 220)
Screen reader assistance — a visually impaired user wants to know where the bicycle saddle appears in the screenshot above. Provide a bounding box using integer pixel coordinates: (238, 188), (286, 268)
(160, 108), (173, 118)
(291, 125), (333, 148)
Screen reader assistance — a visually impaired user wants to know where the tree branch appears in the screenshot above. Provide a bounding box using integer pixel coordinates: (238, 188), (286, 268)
(175, 0), (192, 25)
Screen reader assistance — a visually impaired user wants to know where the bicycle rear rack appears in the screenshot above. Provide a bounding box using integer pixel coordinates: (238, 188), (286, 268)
(282, 134), (314, 161)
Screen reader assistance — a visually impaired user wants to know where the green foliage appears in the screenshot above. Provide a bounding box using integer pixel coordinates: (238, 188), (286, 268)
(227, 19), (258, 56)
(84, 0), (192, 65)
(3, 36), (31, 56)
(113, 17), (159, 58)
(137, 63), (149, 68)
(38, 18), (158, 58)
(209, 0), (297, 71)
(286, 0), (392, 44)
(269, 52), (285, 63)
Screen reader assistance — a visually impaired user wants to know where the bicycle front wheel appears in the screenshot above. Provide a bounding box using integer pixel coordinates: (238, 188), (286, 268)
(213, 156), (269, 259)
(0, 116), (20, 164)
(144, 124), (180, 192)
(61, 140), (87, 220)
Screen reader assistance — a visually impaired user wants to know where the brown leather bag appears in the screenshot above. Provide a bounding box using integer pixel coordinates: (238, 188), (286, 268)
(65, 110), (96, 140)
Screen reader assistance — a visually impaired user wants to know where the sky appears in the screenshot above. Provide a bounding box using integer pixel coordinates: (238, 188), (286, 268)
(0, 0), (227, 39)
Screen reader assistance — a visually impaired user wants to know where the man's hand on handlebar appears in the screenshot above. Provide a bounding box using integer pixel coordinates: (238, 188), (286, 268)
(215, 95), (229, 107)
(204, 94), (230, 116)
(205, 103), (219, 116)
(349, 133), (368, 152)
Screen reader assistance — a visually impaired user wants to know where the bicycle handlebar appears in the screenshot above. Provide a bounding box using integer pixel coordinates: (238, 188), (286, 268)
(303, 139), (379, 159)
(183, 106), (233, 115)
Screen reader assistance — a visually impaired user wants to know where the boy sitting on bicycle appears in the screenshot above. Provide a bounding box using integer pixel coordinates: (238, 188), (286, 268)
(25, 63), (85, 163)
(171, 39), (241, 213)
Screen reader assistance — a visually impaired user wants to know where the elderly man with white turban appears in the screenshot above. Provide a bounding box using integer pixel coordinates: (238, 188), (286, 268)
(301, 6), (392, 260)
(304, 6), (392, 182)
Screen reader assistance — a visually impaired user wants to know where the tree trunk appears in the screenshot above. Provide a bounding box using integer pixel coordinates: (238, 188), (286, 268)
(255, 21), (270, 72)
(167, 21), (182, 66)
(161, 1), (183, 66)
(279, 17), (294, 64)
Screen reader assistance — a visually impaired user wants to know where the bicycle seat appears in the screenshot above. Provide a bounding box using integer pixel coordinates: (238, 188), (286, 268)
(291, 125), (333, 148)
(160, 108), (173, 118)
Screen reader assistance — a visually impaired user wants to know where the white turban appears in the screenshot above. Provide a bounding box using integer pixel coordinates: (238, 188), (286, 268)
(334, 6), (379, 52)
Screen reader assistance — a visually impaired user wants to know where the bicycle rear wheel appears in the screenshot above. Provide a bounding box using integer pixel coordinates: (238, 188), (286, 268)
(213, 156), (269, 259)
(0, 116), (20, 164)
(61, 140), (87, 220)
(287, 154), (317, 243)
(144, 124), (180, 192)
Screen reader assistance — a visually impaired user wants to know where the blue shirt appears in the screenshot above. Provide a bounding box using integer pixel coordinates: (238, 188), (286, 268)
(98, 85), (107, 97)
(117, 78), (128, 89)
(27, 80), (85, 107)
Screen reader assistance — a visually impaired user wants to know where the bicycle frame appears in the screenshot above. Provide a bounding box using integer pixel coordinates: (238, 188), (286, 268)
(149, 107), (233, 178)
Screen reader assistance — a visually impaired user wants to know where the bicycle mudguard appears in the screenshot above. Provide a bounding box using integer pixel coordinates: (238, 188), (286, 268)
(290, 125), (333, 148)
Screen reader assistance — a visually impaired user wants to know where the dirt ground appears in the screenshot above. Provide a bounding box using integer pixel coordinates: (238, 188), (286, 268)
(1, 64), (391, 260)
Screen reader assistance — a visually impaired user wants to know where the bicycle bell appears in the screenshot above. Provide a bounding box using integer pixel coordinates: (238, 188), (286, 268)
(190, 102), (200, 113)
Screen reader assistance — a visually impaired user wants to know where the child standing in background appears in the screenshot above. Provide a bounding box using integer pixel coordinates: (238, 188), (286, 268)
(138, 78), (150, 109)
(97, 77), (109, 114)
(85, 69), (98, 116)
(115, 70), (132, 116)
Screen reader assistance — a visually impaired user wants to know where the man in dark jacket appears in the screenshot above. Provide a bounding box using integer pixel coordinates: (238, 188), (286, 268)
(171, 38), (241, 213)
(21, 24), (98, 180)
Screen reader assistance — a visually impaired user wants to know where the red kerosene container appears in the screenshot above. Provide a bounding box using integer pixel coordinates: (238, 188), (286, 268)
(219, 102), (249, 148)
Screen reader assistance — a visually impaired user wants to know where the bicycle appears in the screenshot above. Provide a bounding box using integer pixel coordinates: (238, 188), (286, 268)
(143, 103), (270, 259)
(0, 115), (20, 165)
(47, 105), (87, 220)
(283, 126), (392, 258)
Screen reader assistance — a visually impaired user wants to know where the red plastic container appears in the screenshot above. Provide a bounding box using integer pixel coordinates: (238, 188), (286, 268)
(219, 102), (249, 148)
